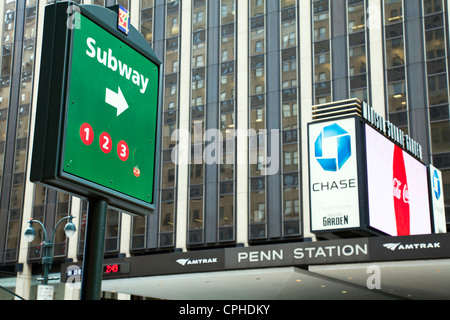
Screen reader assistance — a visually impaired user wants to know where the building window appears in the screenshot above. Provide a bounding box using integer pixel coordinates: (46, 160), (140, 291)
(131, 0), (157, 251)
(188, 0), (207, 245)
(105, 209), (121, 254)
(347, 0), (368, 101)
(117, 0), (130, 10)
(281, 0), (300, 237)
(77, 200), (88, 256)
(249, 0), (267, 240)
(383, 0), (408, 133)
(4, 0), (38, 263)
(140, 0), (154, 44)
(218, 0), (236, 243)
(422, 0), (450, 219)
(158, 0), (182, 248)
(313, 0), (331, 104)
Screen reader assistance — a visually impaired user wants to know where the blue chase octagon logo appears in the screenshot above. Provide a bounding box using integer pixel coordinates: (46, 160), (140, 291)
(314, 123), (352, 172)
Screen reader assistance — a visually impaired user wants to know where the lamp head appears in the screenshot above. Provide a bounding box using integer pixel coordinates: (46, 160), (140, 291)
(24, 221), (36, 243)
(64, 216), (76, 238)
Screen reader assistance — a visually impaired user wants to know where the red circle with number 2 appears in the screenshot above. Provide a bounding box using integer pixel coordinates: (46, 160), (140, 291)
(99, 132), (112, 154)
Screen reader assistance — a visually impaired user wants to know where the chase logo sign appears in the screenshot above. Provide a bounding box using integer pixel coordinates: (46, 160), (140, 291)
(433, 169), (441, 200)
(309, 118), (360, 232)
(314, 123), (352, 172)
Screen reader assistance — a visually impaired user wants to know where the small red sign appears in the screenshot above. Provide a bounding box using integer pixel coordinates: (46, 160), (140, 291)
(99, 132), (112, 154)
(118, 5), (129, 36)
(80, 123), (94, 145)
(117, 140), (129, 161)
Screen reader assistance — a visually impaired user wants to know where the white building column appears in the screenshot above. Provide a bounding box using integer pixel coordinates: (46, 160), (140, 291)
(175, 0), (192, 251)
(299, 0), (315, 240)
(235, 0), (249, 246)
(63, 196), (82, 300)
(14, 0), (48, 300)
(367, 0), (386, 116)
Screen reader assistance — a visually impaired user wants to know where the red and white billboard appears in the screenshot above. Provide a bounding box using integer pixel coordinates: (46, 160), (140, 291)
(365, 124), (432, 236)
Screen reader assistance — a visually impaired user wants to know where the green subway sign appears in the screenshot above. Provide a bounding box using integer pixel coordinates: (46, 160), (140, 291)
(31, 3), (161, 216)
(64, 13), (158, 204)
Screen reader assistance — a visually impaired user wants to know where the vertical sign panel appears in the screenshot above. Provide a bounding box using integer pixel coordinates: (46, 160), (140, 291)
(63, 13), (159, 205)
(309, 118), (361, 232)
(429, 165), (447, 234)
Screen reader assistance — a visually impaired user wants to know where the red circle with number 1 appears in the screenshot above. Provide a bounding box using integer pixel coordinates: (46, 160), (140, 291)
(117, 140), (129, 161)
(80, 123), (94, 145)
(99, 132), (112, 154)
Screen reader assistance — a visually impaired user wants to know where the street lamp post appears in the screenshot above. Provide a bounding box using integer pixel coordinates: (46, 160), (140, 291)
(24, 215), (76, 285)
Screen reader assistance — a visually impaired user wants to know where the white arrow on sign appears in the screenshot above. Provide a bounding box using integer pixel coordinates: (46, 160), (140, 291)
(106, 87), (129, 116)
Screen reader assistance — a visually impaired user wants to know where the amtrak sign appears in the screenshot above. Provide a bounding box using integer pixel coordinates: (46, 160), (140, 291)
(62, 233), (450, 283)
(308, 117), (361, 233)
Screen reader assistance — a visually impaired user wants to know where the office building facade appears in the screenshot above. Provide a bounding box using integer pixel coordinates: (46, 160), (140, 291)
(0, 0), (449, 300)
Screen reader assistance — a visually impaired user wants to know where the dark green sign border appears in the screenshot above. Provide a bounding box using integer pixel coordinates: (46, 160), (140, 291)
(31, 2), (162, 216)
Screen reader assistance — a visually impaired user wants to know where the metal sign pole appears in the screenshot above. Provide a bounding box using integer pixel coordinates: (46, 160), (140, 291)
(80, 198), (108, 300)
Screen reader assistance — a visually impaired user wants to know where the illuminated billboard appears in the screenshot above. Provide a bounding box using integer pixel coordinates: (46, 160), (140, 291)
(365, 124), (432, 236)
(309, 100), (441, 238)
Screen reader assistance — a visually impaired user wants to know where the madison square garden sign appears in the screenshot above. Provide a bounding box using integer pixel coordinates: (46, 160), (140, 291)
(31, 2), (161, 216)
(308, 102), (446, 238)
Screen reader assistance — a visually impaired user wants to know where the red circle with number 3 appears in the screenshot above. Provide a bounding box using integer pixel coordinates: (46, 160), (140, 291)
(99, 132), (112, 154)
(80, 123), (94, 145)
(117, 140), (129, 161)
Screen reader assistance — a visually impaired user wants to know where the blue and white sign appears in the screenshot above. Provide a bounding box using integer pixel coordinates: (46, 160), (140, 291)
(314, 123), (352, 172)
(429, 165), (447, 233)
(117, 5), (130, 35)
(433, 169), (442, 200)
(309, 118), (360, 232)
